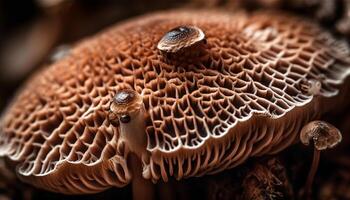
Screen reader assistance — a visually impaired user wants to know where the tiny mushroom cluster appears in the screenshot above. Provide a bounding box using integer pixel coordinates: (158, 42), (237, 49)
(0, 9), (349, 199)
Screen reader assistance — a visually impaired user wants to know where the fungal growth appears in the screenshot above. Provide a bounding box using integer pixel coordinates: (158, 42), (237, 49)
(157, 25), (205, 53)
(300, 79), (322, 96)
(110, 89), (148, 158)
(0, 10), (349, 195)
(300, 120), (342, 199)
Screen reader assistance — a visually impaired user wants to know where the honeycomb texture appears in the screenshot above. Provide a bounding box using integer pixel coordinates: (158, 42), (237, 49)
(0, 9), (350, 193)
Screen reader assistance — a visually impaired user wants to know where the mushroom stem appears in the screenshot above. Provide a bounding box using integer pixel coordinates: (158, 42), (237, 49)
(119, 108), (147, 156)
(303, 149), (320, 200)
(129, 153), (154, 200)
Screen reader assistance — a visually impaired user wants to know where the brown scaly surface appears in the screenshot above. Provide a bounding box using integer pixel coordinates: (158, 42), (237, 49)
(0, 9), (349, 194)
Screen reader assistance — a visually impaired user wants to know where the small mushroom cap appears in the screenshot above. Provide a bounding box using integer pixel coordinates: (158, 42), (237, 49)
(300, 121), (342, 150)
(110, 89), (142, 114)
(300, 79), (322, 95)
(0, 9), (349, 193)
(157, 25), (205, 53)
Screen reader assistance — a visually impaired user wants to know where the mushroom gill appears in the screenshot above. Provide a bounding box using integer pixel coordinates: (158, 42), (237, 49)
(0, 9), (349, 194)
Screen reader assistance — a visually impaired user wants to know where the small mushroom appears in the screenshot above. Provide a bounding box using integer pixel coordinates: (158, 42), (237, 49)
(109, 89), (147, 157)
(110, 89), (153, 200)
(157, 25), (205, 53)
(300, 79), (322, 96)
(299, 120), (342, 199)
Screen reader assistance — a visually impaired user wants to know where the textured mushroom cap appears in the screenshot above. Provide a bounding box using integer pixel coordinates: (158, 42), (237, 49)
(300, 121), (342, 150)
(157, 26), (206, 53)
(0, 9), (350, 193)
(111, 89), (142, 114)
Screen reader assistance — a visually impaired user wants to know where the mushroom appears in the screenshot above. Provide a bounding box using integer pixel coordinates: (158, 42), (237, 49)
(300, 79), (322, 96)
(109, 88), (153, 200)
(299, 120), (342, 199)
(110, 89), (147, 156)
(0, 9), (349, 197)
(157, 25), (206, 53)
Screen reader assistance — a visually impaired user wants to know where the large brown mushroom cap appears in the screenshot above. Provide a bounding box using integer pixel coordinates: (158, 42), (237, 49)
(0, 9), (349, 193)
